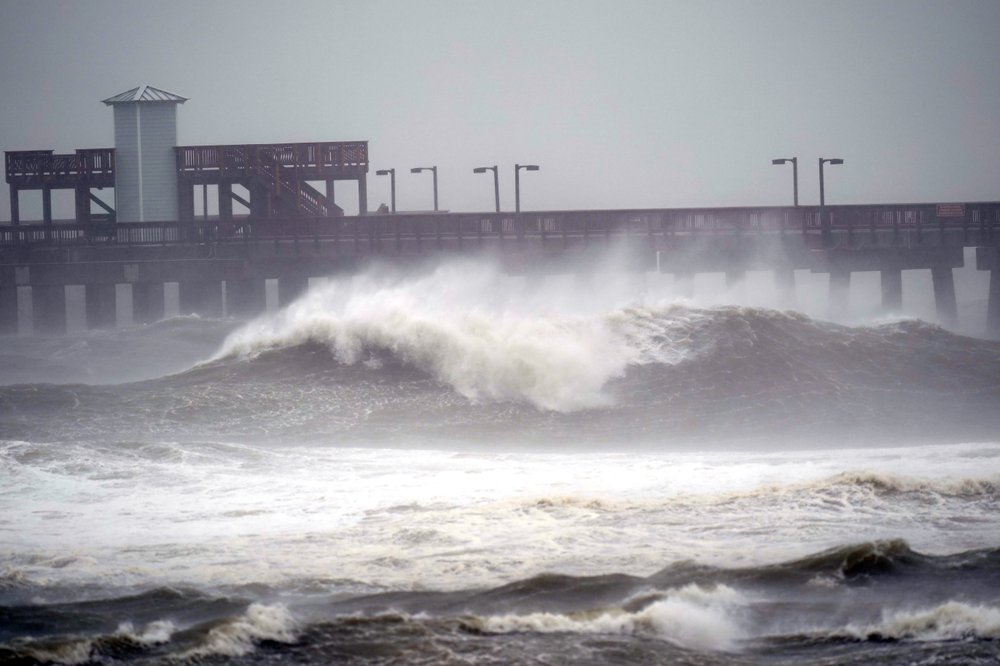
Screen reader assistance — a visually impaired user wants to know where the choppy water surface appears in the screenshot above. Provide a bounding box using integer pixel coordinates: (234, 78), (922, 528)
(2, 261), (999, 664)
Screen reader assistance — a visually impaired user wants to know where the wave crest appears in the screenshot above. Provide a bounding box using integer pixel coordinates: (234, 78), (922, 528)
(181, 603), (297, 658)
(470, 584), (745, 651)
(215, 263), (673, 412)
(842, 602), (1000, 642)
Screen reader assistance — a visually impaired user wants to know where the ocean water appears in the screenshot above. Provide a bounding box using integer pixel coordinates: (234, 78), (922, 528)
(2, 260), (1000, 665)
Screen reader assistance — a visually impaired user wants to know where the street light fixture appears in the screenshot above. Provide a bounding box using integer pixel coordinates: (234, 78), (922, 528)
(771, 157), (798, 206)
(514, 164), (539, 214)
(410, 166), (438, 211)
(375, 168), (395, 213)
(473, 165), (500, 212)
(818, 158), (844, 243)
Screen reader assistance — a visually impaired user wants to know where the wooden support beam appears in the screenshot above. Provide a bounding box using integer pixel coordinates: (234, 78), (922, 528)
(32, 285), (67, 335)
(229, 189), (252, 210)
(85, 282), (117, 329)
(42, 187), (52, 224)
(9, 185), (19, 226)
(0, 288), (17, 335)
(219, 183), (233, 219)
(988, 269), (1000, 339)
(179, 280), (223, 317)
(75, 185), (90, 223)
(89, 192), (115, 215)
(358, 174), (368, 216)
(224, 279), (266, 318)
(132, 282), (165, 323)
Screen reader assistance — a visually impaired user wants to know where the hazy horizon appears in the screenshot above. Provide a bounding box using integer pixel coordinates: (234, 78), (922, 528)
(2, 0), (999, 220)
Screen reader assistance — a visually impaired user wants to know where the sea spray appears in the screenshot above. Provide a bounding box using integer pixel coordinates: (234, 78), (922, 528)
(215, 262), (671, 411)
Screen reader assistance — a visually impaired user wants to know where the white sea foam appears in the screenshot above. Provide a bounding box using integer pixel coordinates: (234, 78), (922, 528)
(181, 603), (297, 658)
(215, 261), (692, 411)
(4, 441), (1000, 595)
(839, 602), (1000, 641)
(818, 471), (1000, 497)
(477, 584), (746, 651)
(116, 619), (176, 645)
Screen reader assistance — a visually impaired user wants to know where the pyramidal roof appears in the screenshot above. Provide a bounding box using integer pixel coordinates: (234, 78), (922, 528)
(102, 85), (188, 105)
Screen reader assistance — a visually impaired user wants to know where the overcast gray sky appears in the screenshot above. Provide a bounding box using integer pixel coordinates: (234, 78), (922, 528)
(2, 0), (998, 218)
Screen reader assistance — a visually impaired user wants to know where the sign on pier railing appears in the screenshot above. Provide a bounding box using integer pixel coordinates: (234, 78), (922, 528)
(936, 203), (966, 218)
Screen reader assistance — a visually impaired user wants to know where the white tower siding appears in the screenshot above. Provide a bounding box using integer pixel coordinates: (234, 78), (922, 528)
(112, 105), (140, 222)
(105, 86), (186, 223)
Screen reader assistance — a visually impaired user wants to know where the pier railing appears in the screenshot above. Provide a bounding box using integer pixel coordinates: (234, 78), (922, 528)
(175, 141), (369, 177)
(5, 148), (115, 186)
(1, 203), (997, 250)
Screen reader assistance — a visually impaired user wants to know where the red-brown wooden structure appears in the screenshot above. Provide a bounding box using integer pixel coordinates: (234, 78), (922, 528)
(5, 140), (369, 225)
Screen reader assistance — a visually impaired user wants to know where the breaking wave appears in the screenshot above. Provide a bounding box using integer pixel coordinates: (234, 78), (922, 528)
(804, 602), (1000, 643)
(471, 583), (746, 651)
(209, 261), (1000, 418)
(179, 603), (298, 658)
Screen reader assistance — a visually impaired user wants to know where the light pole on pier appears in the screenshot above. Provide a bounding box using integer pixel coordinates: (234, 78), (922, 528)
(473, 165), (500, 212)
(771, 157), (798, 206)
(375, 168), (396, 213)
(410, 166), (438, 211)
(514, 164), (539, 214)
(819, 158), (844, 243)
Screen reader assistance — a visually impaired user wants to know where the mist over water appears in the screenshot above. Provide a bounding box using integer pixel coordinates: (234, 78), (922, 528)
(3, 256), (1000, 664)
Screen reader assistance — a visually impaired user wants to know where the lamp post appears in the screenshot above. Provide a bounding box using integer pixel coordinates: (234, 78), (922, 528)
(410, 166), (438, 211)
(375, 168), (395, 213)
(818, 158), (844, 243)
(473, 165), (500, 212)
(771, 157), (798, 206)
(514, 164), (539, 214)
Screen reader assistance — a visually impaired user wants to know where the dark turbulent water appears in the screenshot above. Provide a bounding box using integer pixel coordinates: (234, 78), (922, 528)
(2, 262), (999, 664)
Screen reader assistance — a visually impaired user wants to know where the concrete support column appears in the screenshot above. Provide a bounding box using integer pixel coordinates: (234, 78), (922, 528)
(179, 281), (223, 317)
(674, 273), (694, 298)
(0, 288), (17, 335)
(358, 174), (368, 216)
(33, 285), (67, 335)
(326, 179), (335, 214)
(880, 268), (902, 312)
(829, 269), (851, 320)
(278, 274), (310, 307)
(988, 269), (1000, 339)
(931, 267), (958, 329)
(775, 268), (795, 307)
(225, 279), (266, 319)
(85, 283), (118, 329)
(133, 282), (165, 324)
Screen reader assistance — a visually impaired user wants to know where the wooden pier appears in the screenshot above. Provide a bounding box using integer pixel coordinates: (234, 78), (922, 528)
(2, 200), (999, 337)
